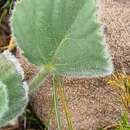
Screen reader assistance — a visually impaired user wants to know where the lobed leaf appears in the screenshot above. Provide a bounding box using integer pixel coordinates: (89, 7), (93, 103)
(0, 53), (28, 127)
(12, 0), (113, 77)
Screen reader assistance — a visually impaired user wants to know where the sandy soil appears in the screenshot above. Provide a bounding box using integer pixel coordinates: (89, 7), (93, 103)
(100, 0), (130, 73)
(29, 0), (130, 130)
(0, 0), (130, 130)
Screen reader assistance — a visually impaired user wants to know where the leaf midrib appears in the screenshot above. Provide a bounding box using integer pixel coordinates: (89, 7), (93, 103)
(50, 3), (86, 64)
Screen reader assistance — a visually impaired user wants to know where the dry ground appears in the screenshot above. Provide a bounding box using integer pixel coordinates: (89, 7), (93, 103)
(0, 0), (130, 130)
(29, 0), (130, 130)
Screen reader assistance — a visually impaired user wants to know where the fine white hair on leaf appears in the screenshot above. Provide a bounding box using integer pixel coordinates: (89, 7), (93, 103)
(23, 82), (29, 99)
(0, 51), (29, 127)
(0, 81), (9, 119)
(3, 50), (24, 79)
(3, 50), (29, 94)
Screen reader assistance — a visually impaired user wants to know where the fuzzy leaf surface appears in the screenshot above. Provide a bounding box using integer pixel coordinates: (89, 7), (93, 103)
(0, 54), (28, 127)
(12, 0), (113, 76)
(0, 81), (8, 119)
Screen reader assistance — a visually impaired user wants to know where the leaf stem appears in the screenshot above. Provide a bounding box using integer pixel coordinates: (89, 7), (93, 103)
(52, 75), (62, 130)
(56, 77), (75, 130)
(29, 67), (48, 94)
(44, 92), (55, 130)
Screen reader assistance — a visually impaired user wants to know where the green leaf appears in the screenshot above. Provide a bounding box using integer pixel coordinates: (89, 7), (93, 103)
(12, 0), (113, 77)
(0, 81), (8, 118)
(110, 113), (130, 130)
(116, 113), (130, 130)
(0, 53), (28, 127)
(120, 112), (129, 127)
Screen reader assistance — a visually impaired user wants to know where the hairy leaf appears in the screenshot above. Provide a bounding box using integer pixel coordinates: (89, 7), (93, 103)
(0, 81), (8, 118)
(0, 53), (28, 127)
(12, 0), (113, 76)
